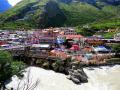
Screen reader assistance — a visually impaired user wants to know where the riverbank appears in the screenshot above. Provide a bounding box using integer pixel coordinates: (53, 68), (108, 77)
(6, 65), (120, 90)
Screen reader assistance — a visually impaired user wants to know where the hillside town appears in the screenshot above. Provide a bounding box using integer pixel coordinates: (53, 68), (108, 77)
(0, 27), (120, 65)
(1, 0), (120, 89)
(0, 27), (120, 86)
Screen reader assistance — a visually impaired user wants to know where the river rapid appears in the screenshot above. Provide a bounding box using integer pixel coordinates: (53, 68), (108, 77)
(6, 65), (120, 90)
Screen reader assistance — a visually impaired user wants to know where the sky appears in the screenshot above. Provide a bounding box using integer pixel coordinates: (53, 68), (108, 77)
(8, 0), (22, 6)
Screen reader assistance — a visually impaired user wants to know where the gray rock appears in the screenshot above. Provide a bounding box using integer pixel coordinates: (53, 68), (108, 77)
(70, 76), (80, 84)
(68, 66), (88, 84)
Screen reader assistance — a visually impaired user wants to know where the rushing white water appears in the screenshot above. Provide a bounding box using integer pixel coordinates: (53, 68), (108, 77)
(6, 65), (120, 90)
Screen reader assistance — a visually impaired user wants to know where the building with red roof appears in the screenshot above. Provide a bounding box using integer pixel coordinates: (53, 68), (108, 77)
(65, 35), (83, 39)
(58, 35), (84, 40)
(70, 44), (80, 51)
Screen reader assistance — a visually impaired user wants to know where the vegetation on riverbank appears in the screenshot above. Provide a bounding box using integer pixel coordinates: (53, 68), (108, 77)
(0, 51), (26, 89)
(76, 18), (120, 37)
(112, 44), (120, 57)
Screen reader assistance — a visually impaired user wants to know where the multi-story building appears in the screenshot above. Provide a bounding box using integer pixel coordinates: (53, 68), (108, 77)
(31, 28), (60, 44)
(60, 27), (77, 35)
(114, 33), (120, 41)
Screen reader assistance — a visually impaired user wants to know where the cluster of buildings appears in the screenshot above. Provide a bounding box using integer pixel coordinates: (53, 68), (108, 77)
(0, 27), (82, 48)
(0, 27), (119, 64)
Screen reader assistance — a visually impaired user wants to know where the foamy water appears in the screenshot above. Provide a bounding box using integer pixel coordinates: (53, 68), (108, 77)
(83, 65), (120, 90)
(6, 65), (120, 90)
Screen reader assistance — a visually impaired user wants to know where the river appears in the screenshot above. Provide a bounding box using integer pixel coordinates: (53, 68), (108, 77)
(6, 65), (120, 90)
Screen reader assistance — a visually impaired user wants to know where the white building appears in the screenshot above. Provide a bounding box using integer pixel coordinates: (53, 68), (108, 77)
(114, 33), (120, 41)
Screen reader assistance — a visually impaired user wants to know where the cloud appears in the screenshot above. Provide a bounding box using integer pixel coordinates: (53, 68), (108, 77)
(8, 0), (22, 6)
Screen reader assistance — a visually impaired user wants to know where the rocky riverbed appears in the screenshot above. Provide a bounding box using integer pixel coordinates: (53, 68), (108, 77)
(6, 65), (120, 90)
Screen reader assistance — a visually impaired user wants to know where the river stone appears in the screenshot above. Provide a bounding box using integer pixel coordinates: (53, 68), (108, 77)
(68, 66), (88, 84)
(70, 76), (80, 84)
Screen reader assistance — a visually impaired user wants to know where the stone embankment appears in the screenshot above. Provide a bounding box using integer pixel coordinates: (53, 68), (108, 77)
(12, 49), (120, 84)
(35, 58), (89, 84)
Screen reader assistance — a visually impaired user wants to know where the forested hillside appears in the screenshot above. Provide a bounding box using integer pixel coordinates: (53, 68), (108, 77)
(0, 0), (119, 31)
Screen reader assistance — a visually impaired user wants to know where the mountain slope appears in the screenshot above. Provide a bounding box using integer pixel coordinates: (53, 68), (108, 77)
(0, 0), (120, 29)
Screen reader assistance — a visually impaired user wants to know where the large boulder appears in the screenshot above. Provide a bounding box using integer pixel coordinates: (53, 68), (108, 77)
(68, 63), (88, 84)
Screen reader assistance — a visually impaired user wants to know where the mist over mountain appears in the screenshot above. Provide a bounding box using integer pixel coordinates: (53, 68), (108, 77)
(0, 0), (11, 13)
